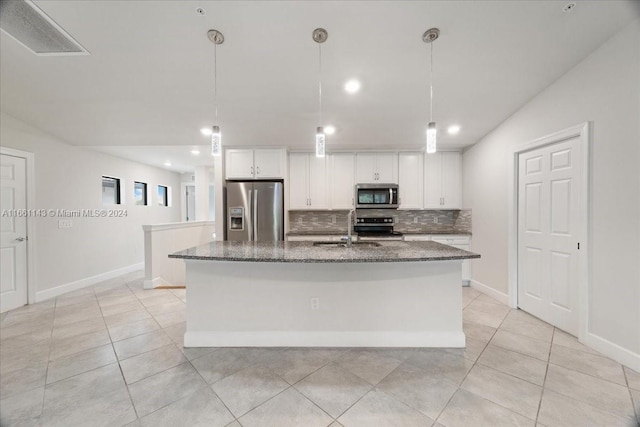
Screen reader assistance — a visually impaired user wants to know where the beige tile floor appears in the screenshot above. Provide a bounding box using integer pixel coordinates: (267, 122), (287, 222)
(1, 271), (639, 426)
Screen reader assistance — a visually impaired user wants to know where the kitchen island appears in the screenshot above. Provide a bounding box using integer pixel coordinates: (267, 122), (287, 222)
(170, 240), (480, 348)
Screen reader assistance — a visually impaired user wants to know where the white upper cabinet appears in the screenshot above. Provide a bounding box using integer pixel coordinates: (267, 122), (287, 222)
(355, 153), (398, 184)
(441, 152), (462, 209)
(288, 153), (327, 210)
(398, 152), (424, 209)
(225, 149), (255, 179)
(424, 151), (462, 209)
(288, 153), (308, 209)
(329, 153), (355, 209)
(254, 149), (285, 179)
(225, 148), (285, 180)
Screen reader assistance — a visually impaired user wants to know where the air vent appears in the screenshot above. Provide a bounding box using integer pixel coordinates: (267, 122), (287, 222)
(0, 0), (88, 56)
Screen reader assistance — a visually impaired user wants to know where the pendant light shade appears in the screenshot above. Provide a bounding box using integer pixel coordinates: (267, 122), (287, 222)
(426, 122), (437, 154)
(313, 28), (328, 157)
(423, 28), (439, 154)
(211, 125), (221, 156)
(316, 126), (326, 157)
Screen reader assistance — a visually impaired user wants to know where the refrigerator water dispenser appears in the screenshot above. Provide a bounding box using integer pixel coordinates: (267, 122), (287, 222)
(229, 207), (244, 230)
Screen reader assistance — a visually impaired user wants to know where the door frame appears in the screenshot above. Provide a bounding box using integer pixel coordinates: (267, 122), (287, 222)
(507, 122), (590, 339)
(1, 146), (37, 305)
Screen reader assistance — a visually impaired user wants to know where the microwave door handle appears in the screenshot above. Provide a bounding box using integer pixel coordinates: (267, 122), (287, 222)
(389, 188), (393, 205)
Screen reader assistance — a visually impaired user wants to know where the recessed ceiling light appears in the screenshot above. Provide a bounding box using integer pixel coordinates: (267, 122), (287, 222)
(196, 7), (206, 15)
(562, 2), (576, 12)
(164, 162), (171, 167)
(191, 149), (201, 155)
(344, 79), (361, 94)
(324, 125), (336, 135)
(447, 125), (461, 135)
(200, 127), (212, 136)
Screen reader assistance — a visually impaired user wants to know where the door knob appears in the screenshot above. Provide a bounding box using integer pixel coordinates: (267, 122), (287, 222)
(15, 237), (26, 242)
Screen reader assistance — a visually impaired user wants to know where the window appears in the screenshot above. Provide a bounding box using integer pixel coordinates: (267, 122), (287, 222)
(158, 185), (168, 207)
(102, 176), (121, 205)
(134, 181), (148, 206)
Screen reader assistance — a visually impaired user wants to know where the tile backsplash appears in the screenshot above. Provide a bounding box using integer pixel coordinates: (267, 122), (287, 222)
(289, 209), (471, 234)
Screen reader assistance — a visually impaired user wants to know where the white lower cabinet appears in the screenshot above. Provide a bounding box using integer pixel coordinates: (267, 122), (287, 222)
(404, 234), (471, 283)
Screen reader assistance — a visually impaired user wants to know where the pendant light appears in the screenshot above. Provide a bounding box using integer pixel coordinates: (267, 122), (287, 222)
(423, 28), (439, 154)
(207, 29), (224, 156)
(313, 28), (328, 158)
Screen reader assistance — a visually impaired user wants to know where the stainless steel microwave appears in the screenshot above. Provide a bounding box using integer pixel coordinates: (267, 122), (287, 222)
(355, 184), (399, 209)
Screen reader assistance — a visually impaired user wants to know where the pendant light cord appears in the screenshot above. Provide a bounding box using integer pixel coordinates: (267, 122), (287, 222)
(429, 41), (433, 122)
(318, 43), (323, 127)
(214, 41), (218, 124)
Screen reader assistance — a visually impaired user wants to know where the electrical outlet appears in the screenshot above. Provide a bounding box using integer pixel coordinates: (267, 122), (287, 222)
(433, 217), (439, 224)
(58, 220), (73, 229)
(331, 215), (336, 224)
(413, 217), (419, 224)
(310, 297), (320, 310)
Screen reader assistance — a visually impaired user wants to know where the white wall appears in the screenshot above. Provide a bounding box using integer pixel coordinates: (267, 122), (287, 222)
(1, 113), (181, 298)
(462, 21), (640, 363)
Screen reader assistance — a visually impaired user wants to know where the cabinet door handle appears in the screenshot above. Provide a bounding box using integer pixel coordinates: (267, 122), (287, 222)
(251, 166), (254, 175)
(256, 166), (260, 175)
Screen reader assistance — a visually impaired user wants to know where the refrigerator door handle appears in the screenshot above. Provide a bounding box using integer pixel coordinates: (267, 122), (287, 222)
(253, 189), (258, 241)
(247, 189), (253, 240)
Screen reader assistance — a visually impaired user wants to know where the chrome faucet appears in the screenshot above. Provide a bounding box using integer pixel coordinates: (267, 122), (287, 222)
(342, 209), (355, 247)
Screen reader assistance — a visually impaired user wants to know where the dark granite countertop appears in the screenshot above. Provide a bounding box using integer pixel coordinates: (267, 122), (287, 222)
(169, 241), (480, 263)
(286, 230), (471, 236)
(401, 231), (472, 236)
(286, 231), (348, 236)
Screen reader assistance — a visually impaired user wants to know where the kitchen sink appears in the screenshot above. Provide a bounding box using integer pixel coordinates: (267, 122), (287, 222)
(313, 241), (381, 248)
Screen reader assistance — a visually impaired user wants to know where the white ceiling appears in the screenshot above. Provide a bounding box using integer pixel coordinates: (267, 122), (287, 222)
(1, 1), (638, 172)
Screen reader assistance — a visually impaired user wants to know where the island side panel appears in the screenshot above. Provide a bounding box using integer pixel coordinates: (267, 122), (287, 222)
(183, 259), (465, 348)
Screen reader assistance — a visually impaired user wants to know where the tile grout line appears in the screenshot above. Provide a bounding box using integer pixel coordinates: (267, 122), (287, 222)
(622, 366), (640, 425)
(436, 302), (542, 424)
(37, 295), (58, 420)
(434, 290), (494, 424)
(96, 278), (141, 421)
(291, 352), (382, 423)
(534, 326), (556, 424)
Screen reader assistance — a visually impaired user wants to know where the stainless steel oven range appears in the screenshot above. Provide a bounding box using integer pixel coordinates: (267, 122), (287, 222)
(354, 216), (403, 241)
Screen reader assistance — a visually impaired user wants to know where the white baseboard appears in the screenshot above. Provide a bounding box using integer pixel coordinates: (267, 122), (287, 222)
(184, 330), (466, 348)
(36, 263), (144, 302)
(581, 331), (640, 373)
(143, 276), (171, 290)
(470, 279), (509, 305)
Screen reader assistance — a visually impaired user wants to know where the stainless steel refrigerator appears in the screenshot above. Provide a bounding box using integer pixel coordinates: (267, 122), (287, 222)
(225, 181), (284, 241)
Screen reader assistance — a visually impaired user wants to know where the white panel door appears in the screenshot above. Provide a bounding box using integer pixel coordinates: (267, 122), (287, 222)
(254, 149), (284, 179)
(424, 152), (442, 208)
(330, 153), (355, 209)
(288, 153), (308, 209)
(518, 138), (581, 335)
(355, 153), (377, 183)
(225, 149), (255, 179)
(1, 154), (28, 313)
(441, 152), (461, 209)
(398, 153), (423, 209)
(375, 153), (398, 183)
(308, 155), (328, 209)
